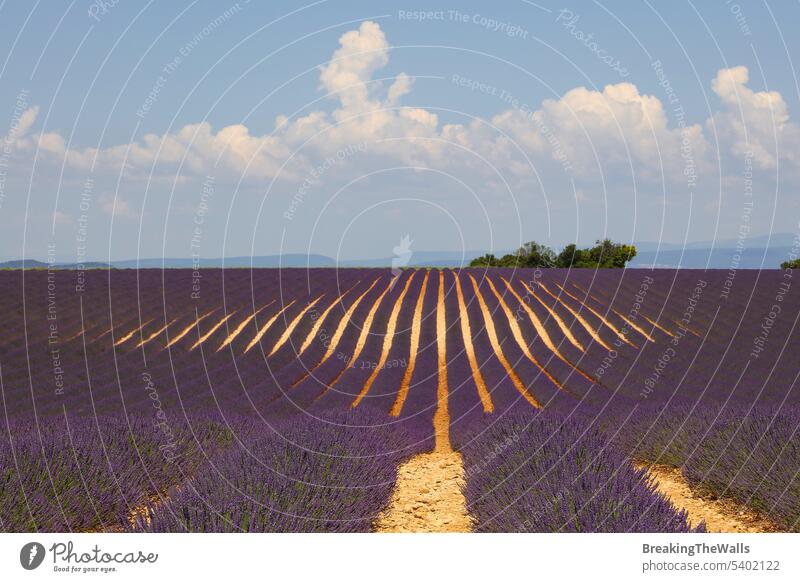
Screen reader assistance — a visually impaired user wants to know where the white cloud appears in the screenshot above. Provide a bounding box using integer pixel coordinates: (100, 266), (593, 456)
(99, 194), (139, 220)
(319, 20), (391, 113)
(710, 65), (799, 170)
(387, 72), (413, 105)
(7, 23), (800, 202)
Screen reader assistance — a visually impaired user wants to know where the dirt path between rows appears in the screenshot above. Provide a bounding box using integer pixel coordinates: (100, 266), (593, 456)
(375, 272), (471, 533)
(639, 463), (779, 533)
(374, 451), (471, 532)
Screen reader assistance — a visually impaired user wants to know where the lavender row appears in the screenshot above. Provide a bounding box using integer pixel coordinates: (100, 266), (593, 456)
(607, 403), (800, 531)
(135, 408), (430, 532)
(457, 410), (703, 532)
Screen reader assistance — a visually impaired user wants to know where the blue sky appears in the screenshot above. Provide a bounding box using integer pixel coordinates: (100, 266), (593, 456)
(1, 0), (799, 261)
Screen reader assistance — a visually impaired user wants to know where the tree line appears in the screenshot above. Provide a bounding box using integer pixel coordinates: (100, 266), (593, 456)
(469, 239), (637, 269)
(782, 258), (800, 269)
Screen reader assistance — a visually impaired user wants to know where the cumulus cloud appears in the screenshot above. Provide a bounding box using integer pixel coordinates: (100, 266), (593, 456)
(710, 65), (798, 170)
(319, 20), (391, 112)
(387, 73), (414, 105)
(8, 22), (800, 197)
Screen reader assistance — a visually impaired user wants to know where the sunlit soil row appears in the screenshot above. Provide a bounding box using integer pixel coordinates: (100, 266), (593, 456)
(76, 270), (675, 420)
(292, 278), (380, 388)
(468, 273), (542, 409)
(453, 273), (493, 413)
(390, 271), (431, 416)
(2, 269), (773, 445)
(352, 273), (416, 408)
(320, 278), (394, 398)
(567, 282), (656, 343)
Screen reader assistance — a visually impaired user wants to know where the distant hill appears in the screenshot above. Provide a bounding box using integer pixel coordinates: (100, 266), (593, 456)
(629, 246), (795, 269)
(1, 235), (796, 270)
(109, 254), (336, 269)
(634, 232), (798, 253)
(0, 259), (112, 269)
(339, 250), (496, 268)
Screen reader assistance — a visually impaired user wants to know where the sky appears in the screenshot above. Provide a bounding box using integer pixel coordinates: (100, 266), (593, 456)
(1, 0), (799, 262)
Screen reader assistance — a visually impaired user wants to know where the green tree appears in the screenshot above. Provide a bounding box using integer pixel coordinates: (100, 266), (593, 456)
(469, 253), (519, 267)
(781, 258), (800, 269)
(576, 239), (637, 268)
(515, 241), (557, 268)
(556, 243), (580, 268)
(471, 239), (636, 269)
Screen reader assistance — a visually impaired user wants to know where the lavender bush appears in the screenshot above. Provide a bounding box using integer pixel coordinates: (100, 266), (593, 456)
(458, 410), (703, 532)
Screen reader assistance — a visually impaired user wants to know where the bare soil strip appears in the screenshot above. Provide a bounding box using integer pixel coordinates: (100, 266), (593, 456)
(520, 280), (585, 351)
(673, 319), (703, 338)
(454, 272), (493, 413)
(640, 314), (678, 339)
(570, 278), (679, 341)
(297, 283), (358, 356)
(165, 310), (215, 349)
(244, 300), (296, 353)
(196, 311), (240, 350)
(433, 270), (450, 452)
(639, 463), (779, 533)
(484, 276), (569, 394)
(553, 282), (638, 347)
(322, 280), (393, 395)
(502, 277), (600, 385)
(291, 278), (381, 387)
(215, 303), (270, 351)
(114, 318), (154, 347)
(269, 295), (324, 356)
(376, 272), (471, 532)
(135, 318), (177, 348)
(390, 271), (430, 416)
(537, 283), (612, 350)
(352, 273), (416, 407)
(375, 451), (471, 533)
(468, 273), (542, 409)
(570, 282), (656, 343)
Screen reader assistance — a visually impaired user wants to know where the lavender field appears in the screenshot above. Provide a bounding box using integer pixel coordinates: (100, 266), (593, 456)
(1, 267), (798, 532)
